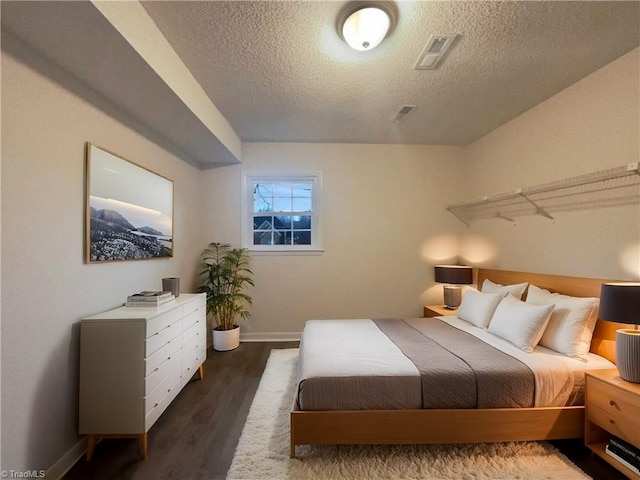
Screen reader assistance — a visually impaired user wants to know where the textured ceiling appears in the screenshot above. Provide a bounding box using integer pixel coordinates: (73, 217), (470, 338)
(2, 1), (639, 166)
(140, 0), (640, 146)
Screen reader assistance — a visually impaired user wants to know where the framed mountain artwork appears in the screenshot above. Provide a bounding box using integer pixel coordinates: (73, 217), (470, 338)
(85, 143), (174, 263)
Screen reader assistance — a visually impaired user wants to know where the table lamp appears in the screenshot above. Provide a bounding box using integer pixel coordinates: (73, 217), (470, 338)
(599, 283), (640, 383)
(434, 265), (473, 310)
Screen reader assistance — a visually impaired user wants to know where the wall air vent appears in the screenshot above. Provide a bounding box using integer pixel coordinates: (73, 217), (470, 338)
(415, 34), (459, 70)
(391, 104), (416, 123)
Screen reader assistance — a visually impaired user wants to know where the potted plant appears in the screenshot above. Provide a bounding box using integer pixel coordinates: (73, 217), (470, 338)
(197, 242), (254, 351)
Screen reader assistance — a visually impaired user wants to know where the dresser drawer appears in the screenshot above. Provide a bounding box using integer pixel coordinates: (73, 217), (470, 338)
(183, 296), (205, 317)
(183, 344), (205, 379)
(146, 308), (183, 337)
(182, 320), (203, 345)
(183, 330), (204, 358)
(145, 344), (181, 395)
(145, 363), (181, 416)
(145, 369), (182, 430)
(145, 318), (181, 356)
(182, 307), (203, 331)
(145, 332), (181, 375)
(587, 376), (640, 447)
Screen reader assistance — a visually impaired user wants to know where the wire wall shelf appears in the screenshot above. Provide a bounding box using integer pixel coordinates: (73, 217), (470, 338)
(447, 163), (640, 225)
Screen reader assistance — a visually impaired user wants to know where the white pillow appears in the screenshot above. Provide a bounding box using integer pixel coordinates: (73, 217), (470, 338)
(457, 290), (505, 329)
(526, 284), (599, 357)
(488, 295), (554, 352)
(482, 279), (528, 300)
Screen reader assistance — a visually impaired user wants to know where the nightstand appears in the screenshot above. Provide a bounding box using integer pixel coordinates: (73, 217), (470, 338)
(423, 305), (458, 318)
(585, 369), (640, 479)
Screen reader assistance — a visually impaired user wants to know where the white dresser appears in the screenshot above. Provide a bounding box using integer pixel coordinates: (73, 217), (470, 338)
(79, 293), (206, 459)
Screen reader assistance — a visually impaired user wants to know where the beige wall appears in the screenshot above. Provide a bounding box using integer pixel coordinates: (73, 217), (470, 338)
(461, 47), (640, 280)
(201, 143), (467, 337)
(1, 41), (207, 474)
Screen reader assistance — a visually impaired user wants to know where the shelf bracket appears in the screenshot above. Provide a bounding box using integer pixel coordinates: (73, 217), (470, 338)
(516, 189), (554, 221)
(495, 212), (515, 223)
(446, 207), (469, 226)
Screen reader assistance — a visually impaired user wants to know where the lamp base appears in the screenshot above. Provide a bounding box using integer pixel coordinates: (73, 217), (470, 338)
(616, 329), (640, 383)
(443, 285), (462, 310)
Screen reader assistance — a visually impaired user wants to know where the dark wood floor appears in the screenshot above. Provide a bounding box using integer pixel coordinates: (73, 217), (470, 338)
(64, 342), (626, 480)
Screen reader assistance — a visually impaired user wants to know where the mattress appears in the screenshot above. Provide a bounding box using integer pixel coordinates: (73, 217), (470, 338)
(296, 316), (614, 411)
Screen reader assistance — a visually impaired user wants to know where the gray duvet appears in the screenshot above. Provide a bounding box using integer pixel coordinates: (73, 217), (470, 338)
(296, 318), (535, 411)
(373, 318), (534, 408)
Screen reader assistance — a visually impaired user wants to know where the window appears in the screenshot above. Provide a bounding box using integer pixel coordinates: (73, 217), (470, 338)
(242, 172), (322, 252)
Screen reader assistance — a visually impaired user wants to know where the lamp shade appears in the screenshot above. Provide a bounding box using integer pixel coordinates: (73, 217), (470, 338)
(599, 283), (640, 324)
(434, 265), (473, 285)
(599, 282), (640, 383)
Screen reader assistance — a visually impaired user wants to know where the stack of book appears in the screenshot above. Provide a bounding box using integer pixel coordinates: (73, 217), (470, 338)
(125, 291), (175, 307)
(605, 435), (640, 475)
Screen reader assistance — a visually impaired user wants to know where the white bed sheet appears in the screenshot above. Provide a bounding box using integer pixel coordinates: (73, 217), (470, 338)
(298, 319), (422, 409)
(300, 319), (419, 378)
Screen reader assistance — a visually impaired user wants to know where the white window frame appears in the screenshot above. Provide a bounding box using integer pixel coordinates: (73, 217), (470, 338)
(241, 171), (323, 254)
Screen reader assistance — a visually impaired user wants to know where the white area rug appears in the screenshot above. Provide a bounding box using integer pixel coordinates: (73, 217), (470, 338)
(226, 348), (591, 480)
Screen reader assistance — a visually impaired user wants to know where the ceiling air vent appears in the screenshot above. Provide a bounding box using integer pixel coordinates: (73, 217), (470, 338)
(391, 104), (416, 123)
(415, 34), (459, 70)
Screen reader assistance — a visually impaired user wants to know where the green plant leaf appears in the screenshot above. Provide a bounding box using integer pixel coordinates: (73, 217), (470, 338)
(196, 242), (254, 330)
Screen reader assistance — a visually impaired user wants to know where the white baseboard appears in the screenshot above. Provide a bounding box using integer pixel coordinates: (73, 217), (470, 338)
(46, 436), (87, 480)
(240, 332), (301, 342)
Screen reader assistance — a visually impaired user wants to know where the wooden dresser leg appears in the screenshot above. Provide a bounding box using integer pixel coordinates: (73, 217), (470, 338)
(138, 433), (148, 459)
(198, 364), (204, 380)
(86, 435), (97, 461)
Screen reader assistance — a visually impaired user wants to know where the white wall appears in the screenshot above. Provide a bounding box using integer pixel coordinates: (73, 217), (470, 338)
(1, 39), (207, 474)
(461, 47), (640, 280)
(201, 143), (467, 337)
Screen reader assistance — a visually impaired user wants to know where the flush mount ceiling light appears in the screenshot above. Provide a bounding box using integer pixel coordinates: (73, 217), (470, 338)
(337, 2), (397, 51)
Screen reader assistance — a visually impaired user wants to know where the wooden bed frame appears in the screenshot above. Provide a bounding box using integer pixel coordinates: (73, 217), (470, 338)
(290, 268), (623, 457)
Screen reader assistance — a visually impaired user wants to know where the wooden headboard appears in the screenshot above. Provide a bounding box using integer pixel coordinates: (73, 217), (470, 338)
(477, 268), (623, 364)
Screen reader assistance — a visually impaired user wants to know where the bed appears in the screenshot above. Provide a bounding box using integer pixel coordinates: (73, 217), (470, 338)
(290, 269), (623, 457)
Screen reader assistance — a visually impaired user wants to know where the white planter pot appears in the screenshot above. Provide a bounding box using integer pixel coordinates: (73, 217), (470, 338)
(213, 325), (240, 351)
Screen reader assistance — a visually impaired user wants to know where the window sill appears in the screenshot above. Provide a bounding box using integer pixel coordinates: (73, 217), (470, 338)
(247, 248), (324, 256)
